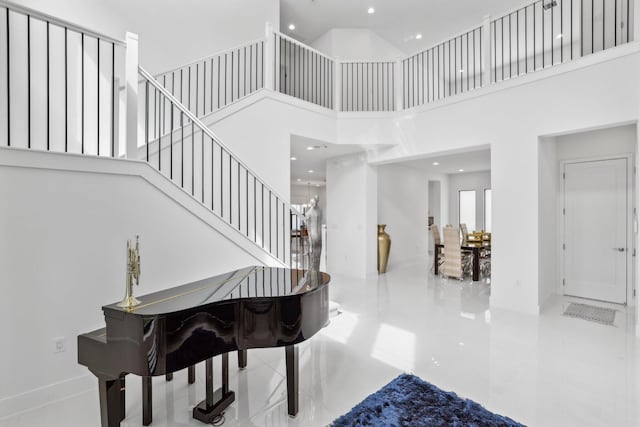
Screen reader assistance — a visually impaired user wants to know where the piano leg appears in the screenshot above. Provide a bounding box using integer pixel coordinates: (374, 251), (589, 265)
(119, 375), (126, 422)
(285, 345), (299, 417)
(238, 349), (247, 369)
(188, 365), (196, 384)
(165, 373), (173, 381)
(97, 376), (124, 427)
(142, 377), (152, 426)
(193, 355), (235, 424)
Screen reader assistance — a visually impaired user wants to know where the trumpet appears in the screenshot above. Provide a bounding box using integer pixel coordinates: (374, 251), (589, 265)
(118, 235), (142, 309)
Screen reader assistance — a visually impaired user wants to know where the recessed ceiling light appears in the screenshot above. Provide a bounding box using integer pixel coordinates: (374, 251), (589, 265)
(297, 178), (302, 182)
(367, 7), (375, 14)
(556, 33), (563, 39)
(432, 162), (439, 166)
(306, 146), (315, 151)
(458, 169), (465, 172)
(290, 156), (297, 161)
(459, 69), (464, 73)
(416, 34), (423, 40)
(316, 184), (321, 187)
(308, 170), (314, 173)
(288, 24), (296, 31)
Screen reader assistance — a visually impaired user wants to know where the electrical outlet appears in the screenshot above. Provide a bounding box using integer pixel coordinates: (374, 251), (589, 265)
(53, 337), (66, 353)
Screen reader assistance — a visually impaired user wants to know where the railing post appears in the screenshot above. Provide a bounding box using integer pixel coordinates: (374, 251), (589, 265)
(334, 61), (341, 111)
(394, 60), (403, 110)
(482, 15), (491, 87)
(125, 32), (139, 159)
(264, 22), (275, 91)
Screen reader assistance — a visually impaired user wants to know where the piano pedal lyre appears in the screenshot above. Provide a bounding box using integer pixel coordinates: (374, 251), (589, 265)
(192, 354), (235, 424)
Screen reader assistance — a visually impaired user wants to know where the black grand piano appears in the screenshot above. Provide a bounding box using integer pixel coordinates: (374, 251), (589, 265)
(78, 266), (330, 427)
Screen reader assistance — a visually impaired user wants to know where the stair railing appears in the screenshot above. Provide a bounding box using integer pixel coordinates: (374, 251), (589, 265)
(152, 38), (266, 119)
(139, 65), (289, 264)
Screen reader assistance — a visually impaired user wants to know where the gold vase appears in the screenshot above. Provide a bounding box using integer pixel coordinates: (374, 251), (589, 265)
(377, 224), (391, 274)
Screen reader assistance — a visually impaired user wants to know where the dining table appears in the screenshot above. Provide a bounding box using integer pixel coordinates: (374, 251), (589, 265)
(434, 241), (491, 281)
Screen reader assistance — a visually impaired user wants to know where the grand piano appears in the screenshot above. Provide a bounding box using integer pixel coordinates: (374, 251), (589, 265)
(78, 266), (330, 427)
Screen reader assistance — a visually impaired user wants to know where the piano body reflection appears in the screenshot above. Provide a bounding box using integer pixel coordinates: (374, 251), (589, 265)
(78, 266), (330, 427)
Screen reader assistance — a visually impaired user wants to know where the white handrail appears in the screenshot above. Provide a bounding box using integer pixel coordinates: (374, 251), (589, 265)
(338, 59), (397, 64)
(153, 37), (267, 78)
(274, 31), (335, 61)
(0, 0), (125, 46)
(138, 66), (290, 208)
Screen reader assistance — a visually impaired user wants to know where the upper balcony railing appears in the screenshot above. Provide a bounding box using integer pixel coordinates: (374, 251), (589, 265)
(144, 0), (634, 119)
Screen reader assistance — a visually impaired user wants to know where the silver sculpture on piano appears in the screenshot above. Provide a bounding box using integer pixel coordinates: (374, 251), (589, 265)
(118, 235), (141, 309)
(303, 196), (322, 287)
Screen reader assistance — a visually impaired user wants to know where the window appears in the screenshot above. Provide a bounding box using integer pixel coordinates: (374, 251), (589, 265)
(458, 190), (476, 232)
(484, 189), (492, 232)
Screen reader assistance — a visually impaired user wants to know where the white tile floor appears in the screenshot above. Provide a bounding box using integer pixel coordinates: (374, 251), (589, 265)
(2, 261), (639, 427)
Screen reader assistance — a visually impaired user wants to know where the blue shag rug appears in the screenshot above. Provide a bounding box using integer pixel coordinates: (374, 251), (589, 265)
(332, 374), (525, 427)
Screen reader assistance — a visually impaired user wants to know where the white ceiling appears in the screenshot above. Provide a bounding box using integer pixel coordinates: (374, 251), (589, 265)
(280, 0), (522, 54)
(290, 135), (365, 186)
(397, 148), (491, 175)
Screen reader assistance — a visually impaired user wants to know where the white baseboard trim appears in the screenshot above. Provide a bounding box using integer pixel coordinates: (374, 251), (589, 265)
(0, 374), (95, 420)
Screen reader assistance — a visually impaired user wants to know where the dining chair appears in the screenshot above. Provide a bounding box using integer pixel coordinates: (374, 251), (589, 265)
(460, 223), (469, 244)
(442, 226), (472, 280)
(430, 224), (444, 272)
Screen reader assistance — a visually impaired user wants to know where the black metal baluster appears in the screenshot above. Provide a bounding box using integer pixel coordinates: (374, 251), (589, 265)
(195, 63), (199, 117)
(210, 58), (214, 113)
(217, 56), (220, 109)
(97, 39), (100, 155)
(158, 90), (161, 171)
(561, 0), (564, 61)
(201, 130), (204, 202)
(229, 149), (232, 221)
(517, 12), (520, 75)
(5, 9), (9, 146)
(111, 43), (115, 157)
(221, 147), (224, 218)
(269, 190), (272, 253)
(592, 0), (594, 54)
(145, 82), (149, 161)
(27, 16), (31, 148)
(602, 0), (605, 51)
(170, 99), (173, 179)
(246, 169), (249, 236)
(254, 177), (257, 242)
(534, 3), (537, 69)
(46, 22), (50, 150)
(224, 53), (228, 105)
(191, 121), (194, 195)
(181, 112), (184, 187)
(525, 7), (529, 72)
(188, 66), (191, 112)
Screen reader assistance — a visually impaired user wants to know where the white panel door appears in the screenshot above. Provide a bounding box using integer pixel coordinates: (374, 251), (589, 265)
(563, 158), (627, 304)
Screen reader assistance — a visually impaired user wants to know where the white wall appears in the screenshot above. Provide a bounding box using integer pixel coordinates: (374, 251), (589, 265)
(326, 153), (377, 278)
(447, 171), (492, 231)
(538, 136), (559, 309)
(377, 164), (429, 269)
(11, 0), (279, 74)
(310, 29), (405, 61)
(0, 149), (276, 417)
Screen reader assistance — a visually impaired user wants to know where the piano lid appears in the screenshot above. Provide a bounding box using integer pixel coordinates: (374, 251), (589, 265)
(103, 266), (329, 316)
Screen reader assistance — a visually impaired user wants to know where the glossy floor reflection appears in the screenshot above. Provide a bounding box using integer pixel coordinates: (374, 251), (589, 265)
(1, 261), (639, 426)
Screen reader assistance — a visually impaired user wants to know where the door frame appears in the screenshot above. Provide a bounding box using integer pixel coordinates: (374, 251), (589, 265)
(560, 153), (634, 305)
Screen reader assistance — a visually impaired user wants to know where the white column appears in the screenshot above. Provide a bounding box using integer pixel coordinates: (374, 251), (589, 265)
(125, 32), (139, 159)
(264, 22), (275, 91)
(482, 15), (492, 87)
(394, 60), (403, 110)
(334, 61), (341, 111)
